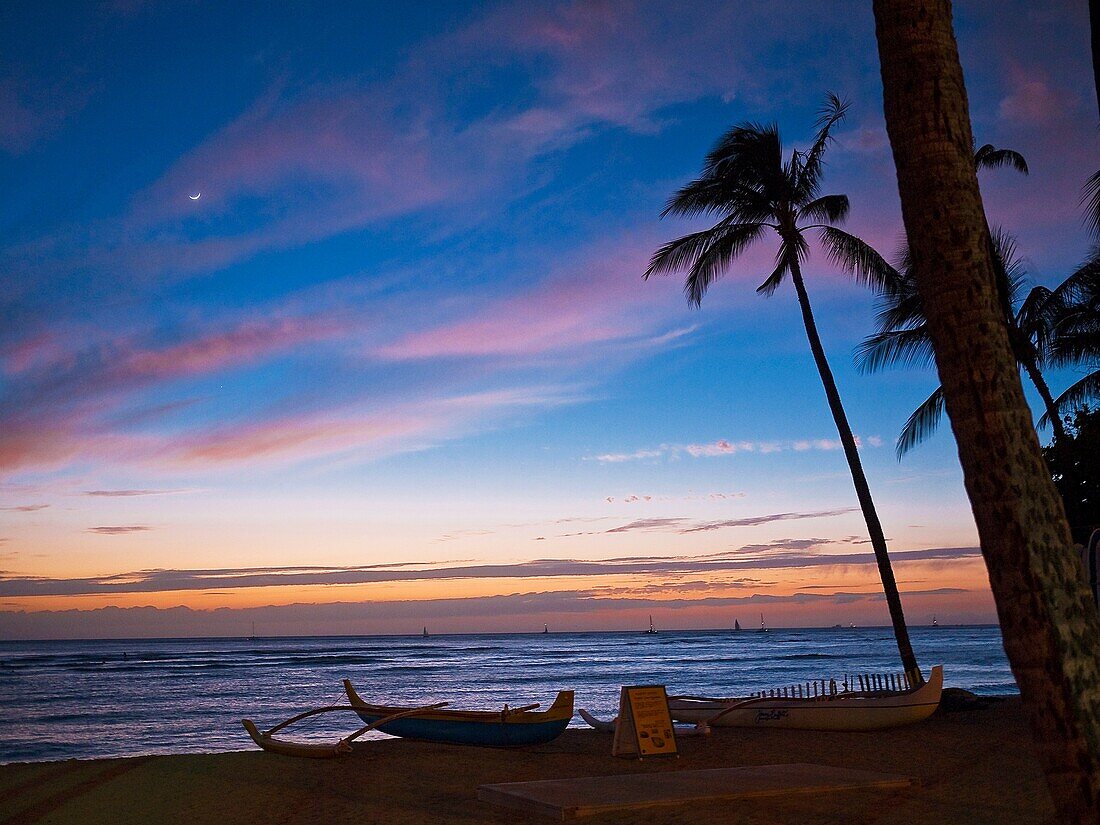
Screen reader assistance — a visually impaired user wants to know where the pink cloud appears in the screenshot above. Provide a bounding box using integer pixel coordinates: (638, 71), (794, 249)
(458, 0), (749, 134)
(0, 382), (581, 476)
(996, 64), (1076, 126)
(378, 234), (684, 360)
(115, 315), (349, 382)
(175, 414), (419, 464)
(0, 329), (75, 375)
(0, 301), (367, 476)
(67, 2), (794, 283)
(0, 76), (90, 155)
(167, 387), (577, 467)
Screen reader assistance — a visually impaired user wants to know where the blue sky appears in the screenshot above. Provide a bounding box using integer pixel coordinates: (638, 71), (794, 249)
(0, 1), (1094, 637)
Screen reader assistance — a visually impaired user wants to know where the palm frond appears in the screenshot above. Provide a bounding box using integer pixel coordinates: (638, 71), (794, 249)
(799, 194), (849, 225)
(818, 226), (898, 292)
(645, 228), (724, 279)
(1040, 370), (1100, 428)
(662, 178), (774, 222)
(1050, 327), (1100, 366)
(1048, 248), (1100, 367)
(1016, 285), (1063, 361)
(876, 279), (924, 329)
(855, 326), (936, 373)
(700, 124), (785, 197)
(684, 223), (768, 305)
(1082, 169), (1100, 238)
(757, 234), (809, 297)
(797, 93), (850, 198)
(663, 124), (787, 223)
(756, 253), (791, 297)
(896, 387), (945, 459)
(646, 222), (768, 305)
(1054, 246), (1100, 307)
(989, 228), (1025, 296)
(974, 144), (1029, 175)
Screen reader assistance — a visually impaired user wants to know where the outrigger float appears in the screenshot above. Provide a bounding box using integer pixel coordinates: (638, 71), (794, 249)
(242, 683), (574, 758)
(581, 665), (943, 733)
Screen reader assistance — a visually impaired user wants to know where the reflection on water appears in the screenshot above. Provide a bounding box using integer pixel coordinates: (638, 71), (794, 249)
(0, 626), (1013, 763)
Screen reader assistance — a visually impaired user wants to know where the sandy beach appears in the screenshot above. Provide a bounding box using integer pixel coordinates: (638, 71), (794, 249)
(0, 697), (1052, 824)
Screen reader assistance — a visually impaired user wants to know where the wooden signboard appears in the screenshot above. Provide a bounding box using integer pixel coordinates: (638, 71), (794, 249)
(611, 685), (678, 759)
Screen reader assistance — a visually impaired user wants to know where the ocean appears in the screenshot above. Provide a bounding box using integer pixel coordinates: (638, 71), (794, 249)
(0, 625), (1015, 764)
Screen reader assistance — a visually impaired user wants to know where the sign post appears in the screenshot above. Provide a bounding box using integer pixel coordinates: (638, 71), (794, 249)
(611, 685), (678, 759)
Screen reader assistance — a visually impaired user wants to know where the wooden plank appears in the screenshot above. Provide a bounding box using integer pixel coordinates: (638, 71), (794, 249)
(478, 763), (914, 820)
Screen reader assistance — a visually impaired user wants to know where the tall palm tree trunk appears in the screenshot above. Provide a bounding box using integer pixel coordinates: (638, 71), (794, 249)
(787, 256), (922, 684)
(874, 1), (1100, 820)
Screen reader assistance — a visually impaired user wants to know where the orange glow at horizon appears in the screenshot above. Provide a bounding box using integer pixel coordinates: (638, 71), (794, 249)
(1, 558), (996, 619)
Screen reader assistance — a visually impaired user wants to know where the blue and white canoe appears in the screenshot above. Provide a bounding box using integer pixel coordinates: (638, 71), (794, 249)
(343, 679), (574, 747)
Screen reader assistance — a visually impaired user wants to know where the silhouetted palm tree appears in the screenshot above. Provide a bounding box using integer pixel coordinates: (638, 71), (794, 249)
(1045, 246), (1100, 420)
(859, 229), (1067, 454)
(644, 95), (922, 684)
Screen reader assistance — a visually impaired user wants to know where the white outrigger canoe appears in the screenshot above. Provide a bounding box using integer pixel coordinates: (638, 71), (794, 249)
(666, 665), (943, 731)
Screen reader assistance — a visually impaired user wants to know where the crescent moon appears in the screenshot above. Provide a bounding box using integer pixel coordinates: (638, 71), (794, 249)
(189, 193), (201, 201)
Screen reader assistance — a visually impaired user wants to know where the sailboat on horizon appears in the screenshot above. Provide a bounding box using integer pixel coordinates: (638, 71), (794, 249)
(644, 615), (657, 634)
(734, 619), (742, 631)
(757, 614), (768, 633)
(422, 626), (429, 638)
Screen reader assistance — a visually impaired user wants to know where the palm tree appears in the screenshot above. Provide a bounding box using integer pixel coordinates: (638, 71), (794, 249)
(874, 0), (1100, 819)
(1045, 247), (1100, 420)
(643, 95), (922, 684)
(858, 229), (1068, 455)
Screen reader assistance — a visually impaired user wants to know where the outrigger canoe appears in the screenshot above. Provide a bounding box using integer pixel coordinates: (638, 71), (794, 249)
(344, 680), (574, 747)
(665, 665), (943, 731)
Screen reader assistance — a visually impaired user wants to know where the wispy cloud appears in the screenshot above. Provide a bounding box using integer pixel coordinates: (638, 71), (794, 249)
(376, 234), (680, 361)
(0, 504), (49, 512)
(0, 545), (981, 598)
(85, 525), (152, 535)
(586, 437), (882, 463)
(604, 492), (745, 503)
(678, 508), (858, 533)
(84, 489), (181, 497)
(604, 518), (688, 534)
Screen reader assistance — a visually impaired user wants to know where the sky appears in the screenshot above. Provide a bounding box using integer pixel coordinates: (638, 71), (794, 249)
(0, 1), (1095, 639)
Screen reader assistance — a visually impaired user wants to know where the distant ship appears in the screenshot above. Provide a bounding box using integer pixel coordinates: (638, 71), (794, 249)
(248, 622), (256, 642)
(757, 614), (769, 633)
(932, 616), (938, 628)
(543, 624), (549, 634)
(734, 619), (742, 631)
(645, 615), (657, 634)
(422, 627), (429, 638)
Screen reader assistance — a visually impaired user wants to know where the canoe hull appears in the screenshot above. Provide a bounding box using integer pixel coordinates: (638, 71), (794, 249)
(346, 711), (570, 746)
(669, 665), (943, 731)
(344, 681), (574, 747)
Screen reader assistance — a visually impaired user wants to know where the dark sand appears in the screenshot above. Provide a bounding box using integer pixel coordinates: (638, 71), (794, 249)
(0, 698), (1052, 824)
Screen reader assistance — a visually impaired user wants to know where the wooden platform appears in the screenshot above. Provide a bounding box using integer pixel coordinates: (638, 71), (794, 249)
(478, 763), (914, 820)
